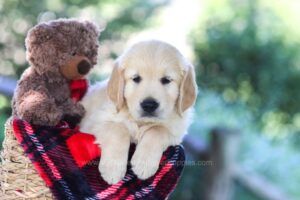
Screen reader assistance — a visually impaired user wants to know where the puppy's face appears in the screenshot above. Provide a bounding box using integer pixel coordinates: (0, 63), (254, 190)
(108, 40), (197, 122)
(123, 52), (181, 121)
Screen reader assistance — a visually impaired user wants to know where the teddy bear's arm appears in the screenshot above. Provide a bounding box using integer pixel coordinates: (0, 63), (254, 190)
(61, 99), (85, 116)
(60, 99), (85, 128)
(16, 88), (63, 126)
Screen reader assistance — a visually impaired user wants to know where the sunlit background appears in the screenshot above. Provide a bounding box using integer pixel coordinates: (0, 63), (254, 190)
(1, 0), (300, 199)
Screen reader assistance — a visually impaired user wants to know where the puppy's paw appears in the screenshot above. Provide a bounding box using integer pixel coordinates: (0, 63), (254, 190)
(99, 155), (127, 184)
(131, 149), (161, 180)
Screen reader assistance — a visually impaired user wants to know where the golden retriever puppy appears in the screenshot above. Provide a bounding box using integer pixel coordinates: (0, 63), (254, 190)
(80, 40), (197, 184)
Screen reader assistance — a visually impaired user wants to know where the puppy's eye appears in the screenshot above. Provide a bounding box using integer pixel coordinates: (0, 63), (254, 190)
(132, 75), (142, 83)
(161, 77), (171, 85)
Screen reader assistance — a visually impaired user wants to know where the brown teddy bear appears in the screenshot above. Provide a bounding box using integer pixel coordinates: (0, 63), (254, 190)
(12, 19), (100, 127)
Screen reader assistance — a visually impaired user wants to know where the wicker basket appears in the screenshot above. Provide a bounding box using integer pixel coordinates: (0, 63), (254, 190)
(0, 118), (53, 199)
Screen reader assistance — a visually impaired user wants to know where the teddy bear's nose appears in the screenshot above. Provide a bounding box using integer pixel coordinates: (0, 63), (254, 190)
(77, 60), (92, 75)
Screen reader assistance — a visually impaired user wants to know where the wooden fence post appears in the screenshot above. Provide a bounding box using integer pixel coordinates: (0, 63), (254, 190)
(202, 128), (240, 200)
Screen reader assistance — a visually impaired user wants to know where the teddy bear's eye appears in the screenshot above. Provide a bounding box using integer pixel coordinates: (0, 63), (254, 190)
(86, 52), (92, 57)
(71, 51), (77, 56)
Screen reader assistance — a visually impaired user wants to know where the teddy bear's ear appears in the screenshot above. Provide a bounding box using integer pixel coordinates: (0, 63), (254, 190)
(25, 23), (59, 75)
(25, 23), (54, 46)
(83, 21), (101, 37)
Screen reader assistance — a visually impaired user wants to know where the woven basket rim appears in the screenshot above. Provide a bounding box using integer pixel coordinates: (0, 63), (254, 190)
(0, 118), (53, 199)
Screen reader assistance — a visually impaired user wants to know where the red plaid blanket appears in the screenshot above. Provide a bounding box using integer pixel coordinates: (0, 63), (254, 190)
(12, 79), (185, 200)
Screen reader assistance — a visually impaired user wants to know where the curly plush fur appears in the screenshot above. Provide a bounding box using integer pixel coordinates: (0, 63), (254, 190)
(12, 19), (100, 127)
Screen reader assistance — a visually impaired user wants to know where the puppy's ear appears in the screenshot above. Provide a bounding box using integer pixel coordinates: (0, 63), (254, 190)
(107, 62), (125, 111)
(177, 65), (198, 115)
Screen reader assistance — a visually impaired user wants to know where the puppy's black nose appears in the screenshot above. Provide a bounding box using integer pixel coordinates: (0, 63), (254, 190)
(141, 98), (159, 113)
(77, 59), (91, 75)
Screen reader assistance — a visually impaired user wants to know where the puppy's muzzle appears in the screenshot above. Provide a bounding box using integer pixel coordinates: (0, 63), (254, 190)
(140, 98), (159, 115)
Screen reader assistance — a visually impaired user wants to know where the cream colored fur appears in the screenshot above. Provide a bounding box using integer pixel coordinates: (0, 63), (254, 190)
(80, 40), (197, 184)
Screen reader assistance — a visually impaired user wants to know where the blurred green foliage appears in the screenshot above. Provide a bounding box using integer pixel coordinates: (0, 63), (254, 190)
(189, 0), (300, 199)
(192, 0), (300, 139)
(0, 114), (5, 146)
